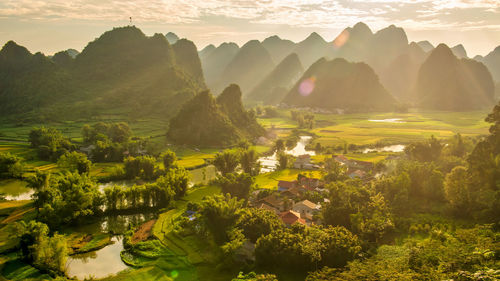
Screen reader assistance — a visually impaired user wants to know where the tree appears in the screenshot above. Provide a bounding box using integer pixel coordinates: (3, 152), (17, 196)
(57, 151), (91, 174)
(32, 172), (103, 227)
(405, 136), (443, 162)
(29, 127), (73, 161)
(108, 122), (131, 143)
(275, 139), (285, 152)
(199, 194), (245, 244)
(239, 149), (260, 176)
(233, 272), (278, 281)
(323, 157), (347, 182)
(124, 155), (156, 180)
(218, 172), (254, 200)
(214, 150), (240, 175)
(0, 152), (23, 178)
(160, 149), (177, 170)
(157, 167), (189, 199)
(255, 225), (361, 272)
(13, 221), (68, 273)
(277, 152), (290, 170)
(444, 166), (474, 216)
(236, 208), (283, 243)
(350, 193), (394, 243)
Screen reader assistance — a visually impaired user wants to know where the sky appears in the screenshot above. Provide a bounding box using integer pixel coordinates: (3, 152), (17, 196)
(0, 0), (499, 57)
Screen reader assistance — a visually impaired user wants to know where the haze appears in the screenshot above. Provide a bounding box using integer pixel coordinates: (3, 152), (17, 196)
(0, 0), (499, 56)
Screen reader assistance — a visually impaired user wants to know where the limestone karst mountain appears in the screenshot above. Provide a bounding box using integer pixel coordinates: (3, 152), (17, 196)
(414, 44), (494, 110)
(246, 53), (304, 105)
(283, 58), (396, 112)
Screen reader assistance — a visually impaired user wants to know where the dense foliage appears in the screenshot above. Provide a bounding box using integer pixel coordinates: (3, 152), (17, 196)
(168, 85), (264, 146)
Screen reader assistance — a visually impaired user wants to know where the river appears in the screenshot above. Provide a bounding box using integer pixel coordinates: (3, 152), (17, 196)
(259, 136), (315, 173)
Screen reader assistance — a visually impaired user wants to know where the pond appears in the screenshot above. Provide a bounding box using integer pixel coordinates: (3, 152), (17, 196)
(66, 212), (156, 279)
(368, 118), (406, 123)
(0, 179), (33, 201)
(363, 144), (406, 153)
(259, 136), (315, 173)
(65, 236), (128, 280)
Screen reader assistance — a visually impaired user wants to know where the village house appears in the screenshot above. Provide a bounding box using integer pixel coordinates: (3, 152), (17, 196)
(280, 186), (303, 199)
(292, 200), (321, 221)
(255, 194), (286, 212)
(348, 169), (367, 179)
(278, 180), (297, 191)
(280, 210), (306, 226)
(293, 154), (319, 170)
(257, 202), (280, 215)
(297, 175), (323, 191)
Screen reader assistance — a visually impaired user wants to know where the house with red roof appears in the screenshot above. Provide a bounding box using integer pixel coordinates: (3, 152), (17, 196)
(280, 210), (306, 226)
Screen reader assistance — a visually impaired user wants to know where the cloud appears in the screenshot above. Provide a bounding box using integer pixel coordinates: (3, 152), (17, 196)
(0, 0), (498, 32)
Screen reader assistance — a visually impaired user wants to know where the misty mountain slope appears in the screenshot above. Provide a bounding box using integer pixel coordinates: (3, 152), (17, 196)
(451, 44), (468, 58)
(262, 35), (296, 65)
(246, 53), (304, 105)
(283, 58), (396, 112)
(379, 42), (427, 102)
(293, 32), (334, 69)
(333, 22), (373, 63)
(199, 42), (239, 91)
(475, 46), (500, 82)
(215, 40), (275, 94)
(417, 41), (434, 52)
(414, 44), (494, 110)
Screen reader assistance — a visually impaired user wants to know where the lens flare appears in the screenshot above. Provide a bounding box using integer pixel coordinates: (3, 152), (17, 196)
(298, 77), (316, 96)
(333, 30), (349, 49)
(171, 270), (179, 279)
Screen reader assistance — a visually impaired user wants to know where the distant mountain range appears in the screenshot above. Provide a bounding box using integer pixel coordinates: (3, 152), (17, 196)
(0, 26), (204, 121)
(197, 22), (499, 110)
(0, 23), (498, 125)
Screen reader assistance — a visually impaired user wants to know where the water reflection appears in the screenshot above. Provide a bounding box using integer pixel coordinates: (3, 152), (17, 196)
(259, 136), (315, 173)
(363, 145), (406, 153)
(66, 236), (128, 280)
(368, 118), (405, 123)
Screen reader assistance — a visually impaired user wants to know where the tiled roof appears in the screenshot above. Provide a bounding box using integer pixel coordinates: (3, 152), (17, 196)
(280, 210), (306, 225)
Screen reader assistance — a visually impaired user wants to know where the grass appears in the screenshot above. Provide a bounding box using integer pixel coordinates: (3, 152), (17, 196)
(67, 233), (113, 254)
(100, 265), (173, 281)
(311, 111), (490, 147)
(153, 185), (221, 242)
(0, 180), (29, 197)
(148, 185), (226, 281)
(254, 169), (324, 189)
(188, 165), (216, 185)
(1, 259), (52, 281)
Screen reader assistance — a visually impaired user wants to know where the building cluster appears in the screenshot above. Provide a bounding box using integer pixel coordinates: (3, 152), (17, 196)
(251, 175), (326, 226)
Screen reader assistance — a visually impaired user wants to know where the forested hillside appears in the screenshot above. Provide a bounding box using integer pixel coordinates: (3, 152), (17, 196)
(0, 26), (205, 121)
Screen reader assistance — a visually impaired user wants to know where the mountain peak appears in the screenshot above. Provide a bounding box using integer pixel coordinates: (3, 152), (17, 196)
(306, 32), (324, 41)
(353, 22), (372, 33)
(263, 35), (281, 42)
(241, 40), (262, 49)
(165, 32), (179, 44)
(451, 44), (467, 58)
(0, 41), (32, 64)
(417, 40), (434, 52)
